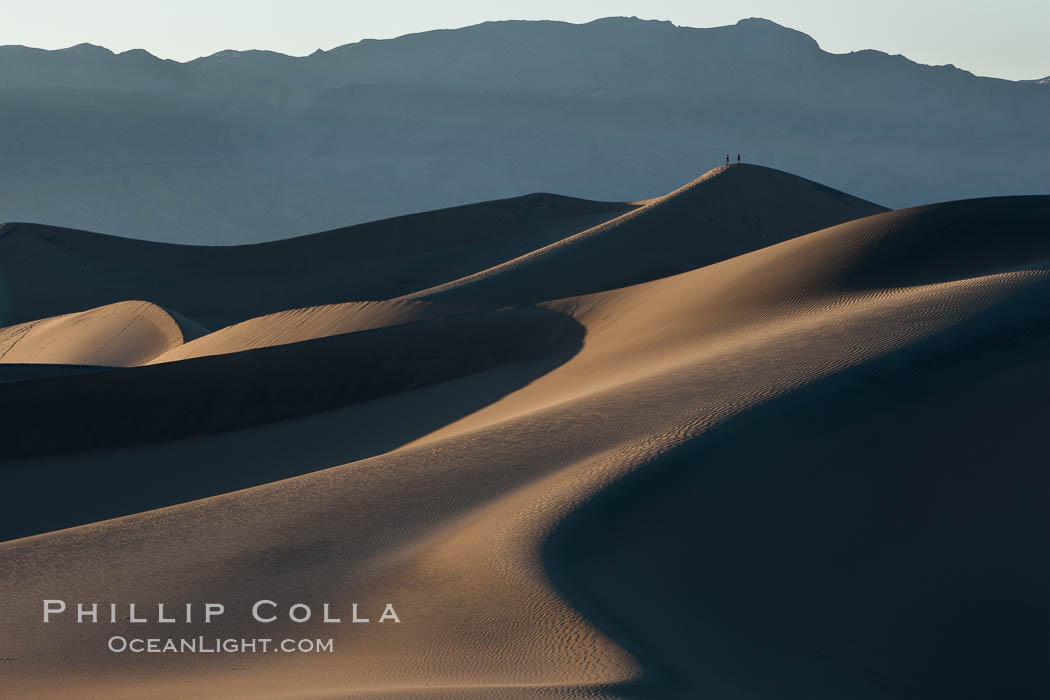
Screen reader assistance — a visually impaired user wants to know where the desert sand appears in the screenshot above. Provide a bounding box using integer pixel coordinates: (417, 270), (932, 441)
(0, 300), (203, 366)
(1, 164), (1048, 698)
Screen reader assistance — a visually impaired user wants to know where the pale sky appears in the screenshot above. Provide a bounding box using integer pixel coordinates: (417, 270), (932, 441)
(1, 0), (1047, 80)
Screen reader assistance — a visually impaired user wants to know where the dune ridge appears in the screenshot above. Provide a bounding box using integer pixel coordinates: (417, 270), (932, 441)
(148, 299), (475, 365)
(0, 193), (634, 327)
(407, 164), (887, 304)
(0, 300), (194, 367)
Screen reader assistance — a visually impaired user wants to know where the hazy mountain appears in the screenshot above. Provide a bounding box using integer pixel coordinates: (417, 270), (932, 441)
(1, 17), (1047, 243)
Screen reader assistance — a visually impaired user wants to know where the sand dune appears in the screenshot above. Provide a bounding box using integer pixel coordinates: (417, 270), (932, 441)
(0, 165), (880, 330)
(0, 297), (463, 368)
(149, 299), (474, 364)
(0, 193), (633, 328)
(0, 305), (582, 462)
(0, 300), (200, 366)
(409, 163), (887, 304)
(1, 172), (1048, 698)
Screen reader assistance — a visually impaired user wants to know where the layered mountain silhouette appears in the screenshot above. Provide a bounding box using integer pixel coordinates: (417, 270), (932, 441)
(1, 17), (1047, 243)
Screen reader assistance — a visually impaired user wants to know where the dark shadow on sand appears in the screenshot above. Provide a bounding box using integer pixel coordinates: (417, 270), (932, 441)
(544, 285), (1050, 699)
(0, 306), (584, 541)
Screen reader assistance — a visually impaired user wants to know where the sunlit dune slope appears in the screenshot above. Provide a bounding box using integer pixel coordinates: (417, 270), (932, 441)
(0, 300), (202, 367)
(149, 299), (474, 364)
(2, 194), (1048, 699)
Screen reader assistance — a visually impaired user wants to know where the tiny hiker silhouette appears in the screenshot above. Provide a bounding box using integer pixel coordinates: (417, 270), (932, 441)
(737, 153), (741, 163)
(726, 154), (730, 165)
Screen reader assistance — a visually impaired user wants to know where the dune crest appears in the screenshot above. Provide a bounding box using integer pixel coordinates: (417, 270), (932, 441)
(0, 300), (193, 366)
(149, 299), (473, 364)
(409, 164), (887, 304)
(0, 193), (633, 327)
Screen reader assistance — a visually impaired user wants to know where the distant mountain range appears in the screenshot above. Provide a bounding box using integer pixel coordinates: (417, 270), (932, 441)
(1, 17), (1047, 243)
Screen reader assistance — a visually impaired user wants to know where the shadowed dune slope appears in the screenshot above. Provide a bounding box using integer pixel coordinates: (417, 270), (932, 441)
(0, 300), (201, 366)
(1, 195), (1048, 698)
(0, 193), (634, 327)
(0, 305), (583, 462)
(0, 363), (113, 384)
(409, 163), (887, 304)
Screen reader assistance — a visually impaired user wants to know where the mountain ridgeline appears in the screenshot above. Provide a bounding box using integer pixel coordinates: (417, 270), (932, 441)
(0, 17), (1047, 243)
